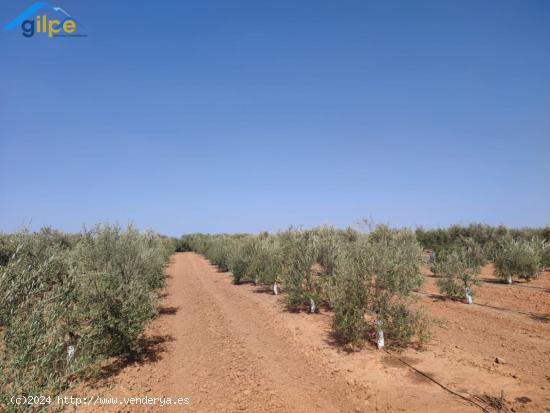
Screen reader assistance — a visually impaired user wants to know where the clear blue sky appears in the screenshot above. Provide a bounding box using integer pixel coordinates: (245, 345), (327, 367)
(1, 0), (549, 236)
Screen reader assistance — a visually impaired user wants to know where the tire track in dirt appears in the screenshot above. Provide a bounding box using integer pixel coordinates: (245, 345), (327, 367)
(172, 252), (365, 412)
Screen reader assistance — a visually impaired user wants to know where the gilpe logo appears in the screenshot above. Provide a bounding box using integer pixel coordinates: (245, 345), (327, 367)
(4, 2), (87, 38)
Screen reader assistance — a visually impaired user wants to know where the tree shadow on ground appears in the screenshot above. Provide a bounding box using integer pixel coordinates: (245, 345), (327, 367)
(478, 277), (505, 285)
(158, 306), (179, 316)
(417, 291), (459, 302)
(232, 280), (257, 286)
(530, 313), (550, 323)
(323, 328), (389, 353)
(86, 334), (175, 387)
(323, 329), (358, 352)
(323, 328), (426, 353)
(479, 277), (550, 292)
(251, 285), (276, 295)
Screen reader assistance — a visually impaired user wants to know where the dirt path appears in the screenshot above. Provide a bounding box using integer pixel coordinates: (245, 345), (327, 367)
(151, 252), (366, 412)
(78, 253), (549, 412)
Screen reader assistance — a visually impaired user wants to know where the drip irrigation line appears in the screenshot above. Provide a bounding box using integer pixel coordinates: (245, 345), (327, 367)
(382, 349), (490, 413)
(415, 291), (549, 322)
(424, 274), (550, 293)
(500, 283), (550, 293)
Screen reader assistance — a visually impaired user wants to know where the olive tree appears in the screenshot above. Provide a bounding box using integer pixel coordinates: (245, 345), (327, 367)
(433, 249), (481, 304)
(328, 255), (368, 347)
(245, 234), (283, 291)
(280, 229), (322, 312)
(494, 238), (542, 284)
(366, 226), (428, 348)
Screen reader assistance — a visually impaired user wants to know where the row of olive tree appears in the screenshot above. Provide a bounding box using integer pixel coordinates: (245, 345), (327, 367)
(432, 235), (548, 304)
(416, 223), (550, 263)
(183, 225), (430, 349)
(186, 224), (550, 346)
(0, 225), (175, 411)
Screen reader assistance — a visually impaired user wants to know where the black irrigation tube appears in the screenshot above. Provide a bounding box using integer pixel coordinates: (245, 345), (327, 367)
(415, 291), (550, 322)
(494, 283), (550, 293)
(382, 349), (490, 413)
(424, 274), (550, 293)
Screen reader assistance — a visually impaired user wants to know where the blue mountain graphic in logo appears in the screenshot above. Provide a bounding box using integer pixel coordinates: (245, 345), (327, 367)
(4, 2), (48, 30)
